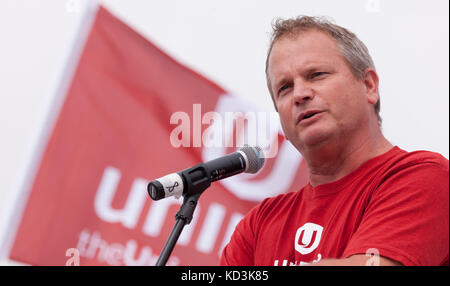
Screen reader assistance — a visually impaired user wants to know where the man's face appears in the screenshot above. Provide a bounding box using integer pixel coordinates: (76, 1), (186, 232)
(267, 30), (376, 152)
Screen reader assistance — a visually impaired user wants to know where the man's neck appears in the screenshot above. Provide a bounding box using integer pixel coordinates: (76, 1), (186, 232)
(304, 130), (393, 187)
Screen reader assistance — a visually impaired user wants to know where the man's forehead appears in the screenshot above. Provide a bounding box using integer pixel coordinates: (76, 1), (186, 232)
(268, 31), (341, 78)
(270, 29), (340, 60)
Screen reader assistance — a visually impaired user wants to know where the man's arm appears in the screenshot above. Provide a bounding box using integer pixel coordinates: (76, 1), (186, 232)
(312, 254), (402, 266)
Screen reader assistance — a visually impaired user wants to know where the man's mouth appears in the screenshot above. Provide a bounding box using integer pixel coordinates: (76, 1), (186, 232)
(297, 110), (324, 124)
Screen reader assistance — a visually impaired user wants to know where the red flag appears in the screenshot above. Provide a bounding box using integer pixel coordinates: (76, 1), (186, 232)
(6, 5), (308, 266)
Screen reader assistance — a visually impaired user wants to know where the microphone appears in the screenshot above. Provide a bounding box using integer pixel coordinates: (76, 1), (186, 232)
(147, 146), (265, 201)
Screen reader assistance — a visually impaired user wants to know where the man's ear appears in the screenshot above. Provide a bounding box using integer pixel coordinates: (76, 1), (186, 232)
(363, 68), (379, 105)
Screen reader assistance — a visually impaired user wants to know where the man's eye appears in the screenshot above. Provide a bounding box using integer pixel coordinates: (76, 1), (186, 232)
(279, 85), (288, 92)
(278, 84), (290, 95)
(311, 72), (327, 78)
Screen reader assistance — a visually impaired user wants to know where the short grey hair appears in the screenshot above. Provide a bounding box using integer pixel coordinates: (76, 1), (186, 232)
(265, 16), (382, 126)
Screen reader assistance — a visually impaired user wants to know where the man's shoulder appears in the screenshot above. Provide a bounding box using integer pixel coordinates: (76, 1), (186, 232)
(375, 147), (449, 189)
(255, 187), (307, 214)
(391, 147), (449, 171)
(239, 188), (307, 232)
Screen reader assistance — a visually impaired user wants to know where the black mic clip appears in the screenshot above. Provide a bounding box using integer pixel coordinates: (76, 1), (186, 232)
(180, 163), (211, 197)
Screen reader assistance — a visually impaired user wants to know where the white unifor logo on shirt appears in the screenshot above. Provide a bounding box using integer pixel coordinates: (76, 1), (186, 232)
(294, 222), (324, 255)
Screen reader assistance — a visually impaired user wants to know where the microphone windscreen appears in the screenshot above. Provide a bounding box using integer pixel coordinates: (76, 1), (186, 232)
(240, 145), (265, 173)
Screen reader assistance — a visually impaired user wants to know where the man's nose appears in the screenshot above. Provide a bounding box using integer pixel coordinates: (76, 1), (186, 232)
(293, 83), (315, 105)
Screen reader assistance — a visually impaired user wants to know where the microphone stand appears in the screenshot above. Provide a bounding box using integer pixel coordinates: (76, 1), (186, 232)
(155, 193), (202, 266)
(154, 162), (213, 266)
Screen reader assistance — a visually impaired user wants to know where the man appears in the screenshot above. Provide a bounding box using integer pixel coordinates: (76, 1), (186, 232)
(220, 16), (449, 266)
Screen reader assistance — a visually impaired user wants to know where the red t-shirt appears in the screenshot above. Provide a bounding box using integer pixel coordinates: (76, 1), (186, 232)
(220, 146), (449, 266)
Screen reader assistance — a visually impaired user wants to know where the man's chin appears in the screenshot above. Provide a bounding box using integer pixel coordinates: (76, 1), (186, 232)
(297, 130), (333, 149)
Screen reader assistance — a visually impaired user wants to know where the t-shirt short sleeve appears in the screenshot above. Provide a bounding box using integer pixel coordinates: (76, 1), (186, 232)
(342, 160), (449, 266)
